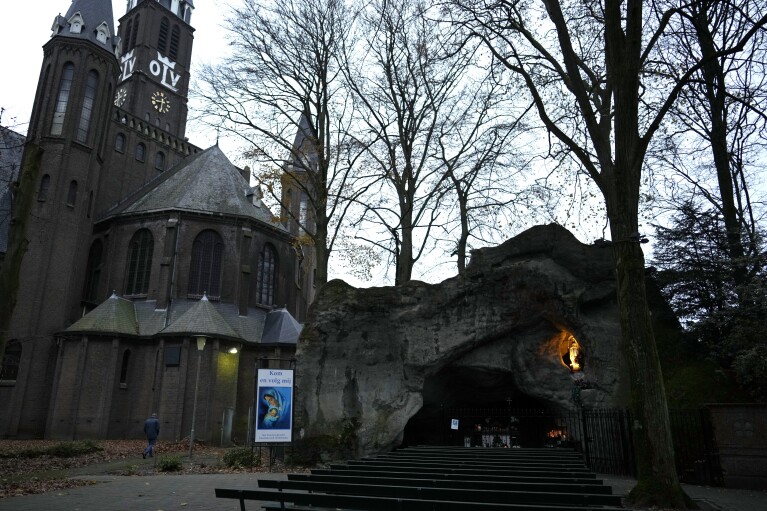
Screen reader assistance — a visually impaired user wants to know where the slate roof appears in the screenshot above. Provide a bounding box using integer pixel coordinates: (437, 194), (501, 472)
(52, 0), (116, 53)
(102, 145), (278, 227)
(261, 307), (303, 345)
(64, 293), (139, 336)
(159, 294), (240, 341)
(62, 295), (292, 347)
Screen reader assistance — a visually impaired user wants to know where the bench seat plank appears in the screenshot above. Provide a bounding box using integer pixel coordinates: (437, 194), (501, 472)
(216, 488), (625, 511)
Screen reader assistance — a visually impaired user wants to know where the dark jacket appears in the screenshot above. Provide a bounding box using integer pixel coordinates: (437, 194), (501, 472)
(144, 417), (160, 440)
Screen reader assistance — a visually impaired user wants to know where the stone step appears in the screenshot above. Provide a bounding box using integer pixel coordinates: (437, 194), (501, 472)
(289, 473), (614, 494)
(372, 454), (587, 468)
(312, 467), (602, 484)
(328, 463), (598, 479)
(346, 459), (592, 473)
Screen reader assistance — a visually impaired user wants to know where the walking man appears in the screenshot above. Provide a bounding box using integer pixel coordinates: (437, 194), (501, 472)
(143, 413), (160, 458)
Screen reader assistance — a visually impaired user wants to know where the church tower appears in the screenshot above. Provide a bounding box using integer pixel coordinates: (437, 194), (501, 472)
(3, 0), (120, 437)
(95, 0), (197, 212)
(114, 0), (194, 139)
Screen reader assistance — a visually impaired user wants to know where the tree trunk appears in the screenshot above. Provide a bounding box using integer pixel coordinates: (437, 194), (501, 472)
(313, 221), (329, 286)
(456, 188), (469, 273)
(396, 215), (414, 285)
(0, 144), (43, 367)
(606, 183), (689, 509)
(693, 9), (748, 293)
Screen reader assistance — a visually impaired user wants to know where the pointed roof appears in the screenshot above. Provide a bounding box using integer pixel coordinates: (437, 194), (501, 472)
(51, 0), (116, 53)
(291, 113), (313, 154)
(64, 293), (139, 336)
(103, 146), (278, 226)
(160, 294), (241, 341)
(260, 307), (303, 345)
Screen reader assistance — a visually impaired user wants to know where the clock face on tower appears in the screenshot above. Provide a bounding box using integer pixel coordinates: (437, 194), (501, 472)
(114, 87), (128, 107)
(151, 90), (170, 113)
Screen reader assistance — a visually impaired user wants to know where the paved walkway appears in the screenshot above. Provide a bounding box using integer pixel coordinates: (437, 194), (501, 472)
(1, 465), (765, 511)
(601, 475), (767, 511)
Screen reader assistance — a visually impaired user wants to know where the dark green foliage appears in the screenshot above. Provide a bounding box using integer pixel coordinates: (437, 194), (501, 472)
(0, 440), (102, 459)
(156, 454), (183, 472)
(222, 447), (259, 468)
(733, 345), (767, 401)
(652, 202), (767, 402)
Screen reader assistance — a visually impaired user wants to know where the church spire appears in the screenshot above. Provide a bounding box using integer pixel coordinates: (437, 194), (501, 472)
(50, 0), (116, 53)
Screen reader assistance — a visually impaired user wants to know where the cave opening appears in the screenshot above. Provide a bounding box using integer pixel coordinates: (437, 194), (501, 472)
(401, 365), (568, 448)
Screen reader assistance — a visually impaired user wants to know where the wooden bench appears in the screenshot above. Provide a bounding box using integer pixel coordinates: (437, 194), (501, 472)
(216, 488), (624, 511)
(287, 472), (613, 494)
(257, 479), (622, 507)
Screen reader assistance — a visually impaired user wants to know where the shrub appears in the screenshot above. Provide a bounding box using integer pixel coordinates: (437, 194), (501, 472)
(156, 454), (183, 472)
(1, 440), (102, 459)
(222, 447), (259, 468)
(47, 440), (102, 457)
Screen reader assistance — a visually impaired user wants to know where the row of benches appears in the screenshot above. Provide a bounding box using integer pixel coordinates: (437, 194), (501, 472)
(216, 446), (624, 510)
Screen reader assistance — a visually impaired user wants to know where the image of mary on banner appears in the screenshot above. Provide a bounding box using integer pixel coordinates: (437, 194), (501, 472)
(255, 369), (293, 443)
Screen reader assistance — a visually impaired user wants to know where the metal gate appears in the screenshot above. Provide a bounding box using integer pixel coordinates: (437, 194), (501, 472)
(406, 406), (721, 484)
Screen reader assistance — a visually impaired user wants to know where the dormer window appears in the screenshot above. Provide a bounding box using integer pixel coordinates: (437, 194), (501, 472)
(68, 12), (84, 34)
(96, 22), (110, 44)
(50, 17), (63, 37)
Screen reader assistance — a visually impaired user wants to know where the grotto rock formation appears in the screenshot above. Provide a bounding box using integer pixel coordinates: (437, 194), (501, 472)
(294, 224), (629, 458)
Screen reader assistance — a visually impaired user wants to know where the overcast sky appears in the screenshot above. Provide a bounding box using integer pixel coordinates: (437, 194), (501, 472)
(0, 0), (228, 151)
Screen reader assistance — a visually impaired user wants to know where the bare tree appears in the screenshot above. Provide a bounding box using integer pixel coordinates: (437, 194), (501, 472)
(343, 0), (489, 284)
(451, 0), (766, 506)
(434, 79), (536, 271)
(197, 0), (364, 286)
(654, 0), (767, 295)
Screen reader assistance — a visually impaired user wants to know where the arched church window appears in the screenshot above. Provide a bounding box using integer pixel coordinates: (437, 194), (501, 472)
(257, 243), (277, 306)
(123, 20), (133, 54)
(188, 230), (223, 299)
(119, 349), (131, 386)
(115, 133), (126, 153)
(129, 15), (140, 50)
(76, 70), (99, 143)
(136, 142), (146, 162)
(169, 25), (180, 60)
(66, 180), (78, 206)
(299, 193), (309, 235)
(126, 229), (154, 296)
(0, 340), (21, 382)
(50, 63), (74, 136)
(155, 151), (165, 170)
(158, 17), (169, 54)
(87, 190), (94, 218)
(38, 174), (51, 201)
(82, 240), (103, 303)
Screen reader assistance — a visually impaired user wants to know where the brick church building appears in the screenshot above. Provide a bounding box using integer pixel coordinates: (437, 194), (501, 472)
(0, 0), (314, 443)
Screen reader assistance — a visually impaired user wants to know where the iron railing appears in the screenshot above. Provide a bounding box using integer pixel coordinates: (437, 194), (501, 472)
(410, 406), (721, 485)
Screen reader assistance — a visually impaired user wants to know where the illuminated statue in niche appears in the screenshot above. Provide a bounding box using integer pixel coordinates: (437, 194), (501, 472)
(561, 335), (583, 372)
(569, 339), (581, 372)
